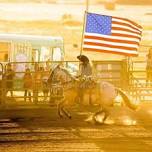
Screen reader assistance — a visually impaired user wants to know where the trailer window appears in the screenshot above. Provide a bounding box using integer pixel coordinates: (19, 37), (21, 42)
(52, 47), (62, 61)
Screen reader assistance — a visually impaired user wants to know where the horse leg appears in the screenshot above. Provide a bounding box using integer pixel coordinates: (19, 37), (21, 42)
(93, 109), (104, 123)
(77, 88), (84, 105)
(93, 107), (109, 124)
(89, 91), (94, 106)
(58, 99), (72, 119)
(61, 106), (72, 119)
(57, 100), (64, 118)
(74, 95), (80, 105)
(101, 108), (110, 122)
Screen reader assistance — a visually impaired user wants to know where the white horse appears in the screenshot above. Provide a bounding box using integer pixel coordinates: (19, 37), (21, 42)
(48, 65), (137, 123)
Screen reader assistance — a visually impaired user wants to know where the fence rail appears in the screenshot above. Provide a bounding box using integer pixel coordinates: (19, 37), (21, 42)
(0, 60), (151, 106)
(0, 61), (79, 106)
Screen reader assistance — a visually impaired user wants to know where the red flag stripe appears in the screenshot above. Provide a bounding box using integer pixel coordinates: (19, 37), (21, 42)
(113, 16), (142, 29)
(112, 24), (141, 35)
(111, 33), (141, 40)
(84, 39), (139, 48)
(112, 21), (142, 33)
(85, 31), (141, 42)
(83, 44), (138, 53)
(112, 30), (141, 38)
(112, 27), (141, 36)
(112, 18), (142, 31)
(83, 48), (138, 56)
(84, 35), (139, 45)
(84, 41), (138, 51)
(112, 24), (141, 34)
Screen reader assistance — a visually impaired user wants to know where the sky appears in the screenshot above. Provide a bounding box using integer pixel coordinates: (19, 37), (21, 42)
(0, 0), (151, 61)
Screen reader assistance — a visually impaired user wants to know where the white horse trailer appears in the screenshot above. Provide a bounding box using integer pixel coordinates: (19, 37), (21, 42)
(0, 33), (64, 62)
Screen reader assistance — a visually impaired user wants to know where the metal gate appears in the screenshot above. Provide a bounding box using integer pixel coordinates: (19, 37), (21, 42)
(1, 61), (79, 105)
(92, 60), (129, 89)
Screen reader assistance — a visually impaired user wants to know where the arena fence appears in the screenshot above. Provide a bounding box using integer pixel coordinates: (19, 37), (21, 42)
(128, 60), (152, 102)
(1, 61), (79, 106)
(0, 59), (151, 106)
(92, 60), (129, 89)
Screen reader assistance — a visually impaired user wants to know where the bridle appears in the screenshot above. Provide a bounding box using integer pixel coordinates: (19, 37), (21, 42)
(50, 66), (77, 86)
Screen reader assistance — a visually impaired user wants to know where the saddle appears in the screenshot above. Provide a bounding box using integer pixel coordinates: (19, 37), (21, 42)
(79, 76), (97, 89)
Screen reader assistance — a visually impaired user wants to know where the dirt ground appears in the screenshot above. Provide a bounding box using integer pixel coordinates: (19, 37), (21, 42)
(0, 102), (152, 151)
(0, 2), (151, 152)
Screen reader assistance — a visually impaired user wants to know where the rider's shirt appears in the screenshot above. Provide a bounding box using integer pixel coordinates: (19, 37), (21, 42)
(80, 62), (92, 77)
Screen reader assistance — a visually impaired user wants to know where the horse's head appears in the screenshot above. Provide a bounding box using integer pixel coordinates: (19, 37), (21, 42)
(49, 64), (75, 84)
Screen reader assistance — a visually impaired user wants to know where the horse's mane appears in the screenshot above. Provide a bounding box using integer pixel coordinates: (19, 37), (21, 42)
(59, 67), (76, 81)
(48, 65), (76, 83)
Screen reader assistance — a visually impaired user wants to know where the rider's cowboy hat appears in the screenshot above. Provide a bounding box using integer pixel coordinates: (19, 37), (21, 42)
(77, 55), (89, 63)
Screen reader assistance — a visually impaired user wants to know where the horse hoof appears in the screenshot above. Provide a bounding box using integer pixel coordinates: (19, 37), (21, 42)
(68, 115), (72, 119)
(94, 112), (106, 124)
(58, 113), (64, 119)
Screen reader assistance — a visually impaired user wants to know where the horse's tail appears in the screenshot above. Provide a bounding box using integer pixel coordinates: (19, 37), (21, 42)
(115, 88), (138, 110)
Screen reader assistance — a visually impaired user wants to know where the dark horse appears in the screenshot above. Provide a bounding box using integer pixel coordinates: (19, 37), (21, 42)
(48, 65), (138, 123)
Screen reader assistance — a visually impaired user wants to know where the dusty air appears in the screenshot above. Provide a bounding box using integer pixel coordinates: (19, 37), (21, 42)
(0, 0), (151, 152)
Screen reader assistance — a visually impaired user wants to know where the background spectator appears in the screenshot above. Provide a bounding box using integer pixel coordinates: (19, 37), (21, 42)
(4, 63), (15, 97)
(23, 68), (32, 102)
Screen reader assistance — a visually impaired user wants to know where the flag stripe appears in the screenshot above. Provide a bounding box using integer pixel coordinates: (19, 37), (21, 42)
(84, 42), (137, 51)
(85, 33), (140, 43)
(83, 47), (138, 56)
(112, 18), (142, 33)
(113, 17), (142, 30)
(83, 13), (142, 56)
(83, 45), (138, 54)
(112, 33), (141, 40)
(112, 24), (141, 34)
(112, 30), (141, 38)
(112, 21), (141, 33)
(112, 26), (141, 35)
(84, 38), (139, 48)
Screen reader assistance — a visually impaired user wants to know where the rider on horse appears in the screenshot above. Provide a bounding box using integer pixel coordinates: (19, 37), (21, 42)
(77, 55), (94, 104)
(77, 55), (92, 78)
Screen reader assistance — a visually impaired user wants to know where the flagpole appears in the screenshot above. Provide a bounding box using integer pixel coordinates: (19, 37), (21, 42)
(80, 0), (89, 55)
(86, 0), (89, 12)
(126, 56), (131, 88)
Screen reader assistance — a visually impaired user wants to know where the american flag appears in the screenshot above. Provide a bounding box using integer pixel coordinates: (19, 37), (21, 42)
(83, 12), (142, 56)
